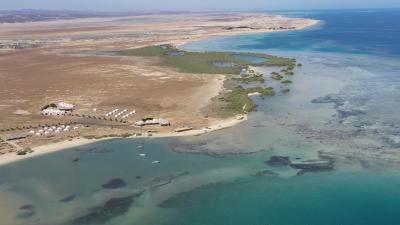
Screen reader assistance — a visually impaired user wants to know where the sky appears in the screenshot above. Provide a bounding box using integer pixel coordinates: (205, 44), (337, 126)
(1, 0), (400, 12)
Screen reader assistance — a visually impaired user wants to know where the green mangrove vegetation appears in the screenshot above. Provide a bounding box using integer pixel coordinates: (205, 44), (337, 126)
(271, 72), (283, 80)
(117, 45), (294, 75)
(281, 80), (293, 84)
(284, 71), (295, 75)
(117, 44), (299, 117)
(233, 75), (265, 83)
(217, 86), (275, 115)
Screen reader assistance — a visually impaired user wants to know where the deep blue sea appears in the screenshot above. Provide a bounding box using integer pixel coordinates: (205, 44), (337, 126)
(255, 9), (400, 56)
(1, 9), (400, 225)
(184, 9), (400, 57)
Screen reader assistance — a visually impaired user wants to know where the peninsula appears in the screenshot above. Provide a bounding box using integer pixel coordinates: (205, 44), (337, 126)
(0, 12), (319, 164)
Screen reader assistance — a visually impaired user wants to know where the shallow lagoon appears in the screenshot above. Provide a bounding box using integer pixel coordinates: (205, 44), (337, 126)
(1, 9), (400, 225)
(160, 171), (400, 225)
(231, 53), (269, 63)
(211, 61), (237, 68)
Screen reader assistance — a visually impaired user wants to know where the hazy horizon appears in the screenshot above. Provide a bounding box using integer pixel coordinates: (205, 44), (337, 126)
(2, 0), (400, 12)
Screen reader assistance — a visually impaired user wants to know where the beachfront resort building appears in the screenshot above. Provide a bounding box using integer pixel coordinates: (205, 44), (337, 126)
(41, 102), (75, 116)
(1, 134), (27, 141)
(56, 102), (74, 111)
(134, 118), (170, 127)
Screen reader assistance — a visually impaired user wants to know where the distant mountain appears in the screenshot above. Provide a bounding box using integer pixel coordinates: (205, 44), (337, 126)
(0, 9), (190, 23)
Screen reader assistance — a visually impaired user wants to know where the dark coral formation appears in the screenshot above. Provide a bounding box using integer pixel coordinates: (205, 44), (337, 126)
(16, 204), (35, 219)
(60, 195), (76, 203)
(265, 156), (291, 166)
(70, 191), (144, 225)
(254, 169), (280, 177)
(101, 178), (127, 189)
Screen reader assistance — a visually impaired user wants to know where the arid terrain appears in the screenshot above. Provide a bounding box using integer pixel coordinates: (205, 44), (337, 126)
(0, 12), (318, 160)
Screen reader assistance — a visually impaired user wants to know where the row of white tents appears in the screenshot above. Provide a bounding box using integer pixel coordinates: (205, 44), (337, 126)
(29, 125), (79, 136)
(105, 108), (136, 119)
(42, 108), (71, 116)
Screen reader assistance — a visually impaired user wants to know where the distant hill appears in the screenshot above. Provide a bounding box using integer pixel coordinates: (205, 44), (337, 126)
(0, 9), (190, 23)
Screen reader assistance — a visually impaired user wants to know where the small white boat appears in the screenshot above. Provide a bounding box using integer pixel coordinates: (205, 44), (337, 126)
(137, 145), (143, 149)
(152, 161), (161, 164)
(139, 153), (147, 157)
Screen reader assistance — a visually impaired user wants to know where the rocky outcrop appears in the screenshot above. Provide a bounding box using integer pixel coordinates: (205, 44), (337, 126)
(291, 155), (335, 175)
(264, 154), (335, 175)
(291, 160), (334, 170)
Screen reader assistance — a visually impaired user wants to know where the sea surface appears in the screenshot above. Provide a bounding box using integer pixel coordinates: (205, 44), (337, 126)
(1, 9), (400, 225)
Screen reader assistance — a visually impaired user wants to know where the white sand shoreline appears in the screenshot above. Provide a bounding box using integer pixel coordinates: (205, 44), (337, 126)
(173, 18), (320, 48)
(0, 115), (247, 166)
(170, 21), (320, 49)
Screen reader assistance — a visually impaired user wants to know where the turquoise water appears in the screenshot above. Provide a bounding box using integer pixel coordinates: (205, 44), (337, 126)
(212, 61), (237, 68)
(1, 9), (400, 225)
(183, 9), (400, 57)
(161, 171), (400, 225)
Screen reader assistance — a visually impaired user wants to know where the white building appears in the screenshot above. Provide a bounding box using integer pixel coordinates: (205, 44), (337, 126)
(134, 118), (170, 126)
(56, 102), (74, 111)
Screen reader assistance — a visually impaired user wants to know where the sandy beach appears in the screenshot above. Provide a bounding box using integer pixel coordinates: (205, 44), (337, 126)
(0, 115), (247, 166)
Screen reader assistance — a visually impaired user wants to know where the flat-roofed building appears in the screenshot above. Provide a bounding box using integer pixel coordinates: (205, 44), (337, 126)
(1, 134), (27, 141)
